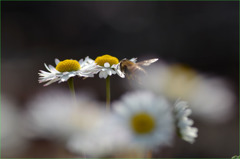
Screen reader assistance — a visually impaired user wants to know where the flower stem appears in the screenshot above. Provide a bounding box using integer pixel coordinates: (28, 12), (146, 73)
(106, 76), (111, 111)
(68, 77), (76, 100)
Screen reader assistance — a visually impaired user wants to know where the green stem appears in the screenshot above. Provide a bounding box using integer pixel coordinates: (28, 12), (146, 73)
(67, 77), (76, 100)
(106, 76), (111, 111)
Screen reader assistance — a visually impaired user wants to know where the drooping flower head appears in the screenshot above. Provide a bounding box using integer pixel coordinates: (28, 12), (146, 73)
(94, 54), (125, 79)
(174, 100), (198, 144)
(39, 56), (99, 86)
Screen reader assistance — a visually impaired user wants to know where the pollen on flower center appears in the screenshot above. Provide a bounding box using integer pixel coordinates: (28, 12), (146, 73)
(131, 113), (155, 134)
(95, 54), (119, 67)
(56, 59), (80, 72)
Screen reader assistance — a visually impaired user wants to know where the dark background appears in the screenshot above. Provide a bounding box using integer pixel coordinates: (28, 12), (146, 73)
(1, 1), (239, 158)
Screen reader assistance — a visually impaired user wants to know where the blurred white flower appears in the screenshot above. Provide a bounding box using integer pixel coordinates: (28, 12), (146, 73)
(174, 100), (198, 144)
(39, 56), (99, 86)
(132, 62), (236, 124)
(1, 95), (29, 157)
(188, 77), (235, 123)
(67, 114), (130, 157)
(25, 89), (104, 141)
(113, 91), (174, 150)
(94, 54), (125, 78)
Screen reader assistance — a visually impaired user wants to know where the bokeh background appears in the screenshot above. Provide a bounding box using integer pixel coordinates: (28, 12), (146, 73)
(1, 1), (239, 158)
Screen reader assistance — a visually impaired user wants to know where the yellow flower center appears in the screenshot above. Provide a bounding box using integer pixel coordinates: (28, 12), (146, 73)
(131, 113), (155, 135)
(95, 54), (119, 67)
(164, 64), (199, 99)
(170, 64), (196, 79)
(55, 59), (80, 72)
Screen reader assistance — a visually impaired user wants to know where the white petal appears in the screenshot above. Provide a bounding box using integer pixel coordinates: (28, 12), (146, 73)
(174, 100), (198, 144)
(111, 64), (118, 69)
(104, 62), (110, 68)
(108, 70), (112, 76)
(107, 69), (116, 76)
(113, 102), (129, 117)
(68, 72), (77, 78)
(116, 69), (125, 78)
(79, 59), (84, 65)
(48, 65), (56, 71)
(85, 56), (92, 62)
(44, 63), (51, 72)
(60, 75), (71, 82)
(99, 71), (108, 79)
(102, 72), (109, 79)
(129, 58), (137, 63)
(55, 58), (60, 65)
(99, 71), (104, 78)
(43, 78), (60, 86)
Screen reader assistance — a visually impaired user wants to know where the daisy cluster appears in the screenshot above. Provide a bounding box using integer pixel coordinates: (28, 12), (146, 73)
(39, 55), (125, 86)
(131, 62), (236, 124)
(34, 54), (199, 157)
(23, 90), (198, 157)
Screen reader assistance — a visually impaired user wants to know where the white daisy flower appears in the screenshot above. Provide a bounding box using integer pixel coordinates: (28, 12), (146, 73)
(94, 54), (125, 79)
(39, 56), (99, 86)
(113, 91), (174, 150)
(174, 100), (198, 144)
(67, 91), (175, 157)
(24, 89), (104, 141)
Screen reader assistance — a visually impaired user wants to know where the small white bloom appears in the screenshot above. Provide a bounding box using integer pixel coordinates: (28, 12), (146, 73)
(174, 100), (198, 144)
(94, 54), (125, 79)
(39, 56), (99, 86)
(1, 95), (29, 157)
(113, 91), (175, 150)
(189, 77), (235, 123)
(25, 89), (104, 141)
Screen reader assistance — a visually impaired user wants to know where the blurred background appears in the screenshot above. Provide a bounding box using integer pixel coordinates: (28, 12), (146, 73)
(1, 1), (239, 158)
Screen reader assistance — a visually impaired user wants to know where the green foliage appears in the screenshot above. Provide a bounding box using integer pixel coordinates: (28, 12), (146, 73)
(232, 155), (240, 159)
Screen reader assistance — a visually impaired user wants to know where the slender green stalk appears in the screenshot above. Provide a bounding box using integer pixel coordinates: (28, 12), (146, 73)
(106, 76), (111, 111)
(67, 77), (76, 100)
